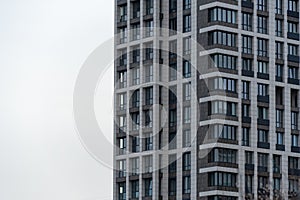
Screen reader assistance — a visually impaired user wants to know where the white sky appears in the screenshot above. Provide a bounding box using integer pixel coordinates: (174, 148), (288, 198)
(0, 0), (114, 199)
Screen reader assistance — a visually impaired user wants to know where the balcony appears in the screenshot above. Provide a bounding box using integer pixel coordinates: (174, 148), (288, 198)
(289, 168), (300, 176)
(242, 116), (251, 124)
(117, 0), (127, 5)
(245, 164), (254, 171)
(275, 76), (283, 82)
(276, 144), (285, 151)
(257, 118), (270, 126)
(257, 95), (269, 103)
(287, 10), (299, 18)
(291, 146), (300, 153)
(288, 78), (300, 85)
(242, 69), (254, 77)
(242, 1), (254, 9)
(288, 32), (300, 41)
(258, 166), (268, 173)
(288, 55), (300, 63)
(257, 142), (270, 149)
(257, 72), (269, 80)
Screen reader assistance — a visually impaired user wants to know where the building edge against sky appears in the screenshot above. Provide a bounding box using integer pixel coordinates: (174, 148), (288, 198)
(114, 0), (300, 199)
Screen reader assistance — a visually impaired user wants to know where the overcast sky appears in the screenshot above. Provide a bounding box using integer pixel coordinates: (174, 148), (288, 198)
(0, 0), (114, 199)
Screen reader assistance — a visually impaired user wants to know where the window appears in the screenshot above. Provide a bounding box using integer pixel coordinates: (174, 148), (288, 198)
(208, 172), (237, 187)
(169, 0), (177, 12)
(291, 111), (298, 130)
(288, 0), (298, 12)
(130, 157), (139, 175)
(289, 179), (299, 193)
(257, 83), (268, 96)
(209, 148), (237, 163)
(118, 70), (127, 87)
(169, 154), (177, 173)
(258, 129), (269, 143)
(144, 134), (153, 151)
(145, 0), (154, 15)
(211, 124), (237, 141)
(131, 180), (139, 198)
(131, 136), (140, 153)
(119, 27), (128, 44)
(131, 48), (140, 63)
(257, 0), (267, 11)
(132, 1), (140, 19)
(258, 176), (268, 192)
(183, 129), (191, 147)
(144, 178), (153, 197)
(183, 37), (191, 56)
(131, 90), (140, 108)
(183, 15), (191, 32)
(118, 137), (127, 154)
(143, 156), (153, 173)
(245, 175), (253, 194)
(144, 110), (153, 128)
(183, 106), (191, 124)
(209, 7), (237, 24)
(131, 112), (140, 130)
(273, 155), (281, 173)
(258, 107), (268, 120)
(289, 66), (298, 79)
(258, 61), (268, 74)
(242, 58), (253, 71)
(257, 38), (268, 57)
(245, 151), (254, 164)
(258, 153), (268, 168)
(276, 109), (284, 128)
(211, 54), (237, 70)
(288, 21), (298, 34)
(169, 132), (176, 149)
(169, 18), (177, 35)
(213, 77), (236, 93)
(119, 93), (127, 110)
(276, 0), (283, 14)
(210, 31), (236, 47)
(117, 160), (126, 177)
(131, 23), (140, 41)
(144, 43), (153, 60)
(132, 68), (140, 85)
(288, 44), (298, 56)
(257, 15), (268, 34)
(169, 110), (177, 127)
(144, 20), (154, 37)
(169, 178), (176, 196)
(289, 157), (299, 169)
(183, 176), (191, 194)
(183, 82), (191, 101)
(119, 5), (127, 22)
(242, 104), (250, 117)
(242, 35), (252, 54)
(183, 0), (191, 10)
(242, 12), (252, 31)
(119, 115), (126, 131)
(242, 127), (250, 146)
(183, 60), (191, 78)
(210, 101), (237, 116)
(276, 42), (284, 59)
(169, 64), (177, 81)
(118, 182), (126, 200)
(144, 87), (153, 105)
(292, 134), (299, 147)
(242, 81), (250, 100)
(144, 65), (153, 82)
(183, 152), (191, 170)
(276, 19), (283, 37)
(277, 132), (284, 145)
(276, 64), (283, 78)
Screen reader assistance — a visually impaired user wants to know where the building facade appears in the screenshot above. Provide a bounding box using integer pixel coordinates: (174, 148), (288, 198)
(114, 0), (300, 199)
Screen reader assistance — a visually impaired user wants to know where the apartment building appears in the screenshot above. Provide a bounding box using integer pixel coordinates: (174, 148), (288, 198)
(114, 0), (300, 199)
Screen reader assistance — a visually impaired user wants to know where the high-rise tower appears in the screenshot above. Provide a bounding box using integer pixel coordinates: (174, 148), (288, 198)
(114, 0), (300, 199)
